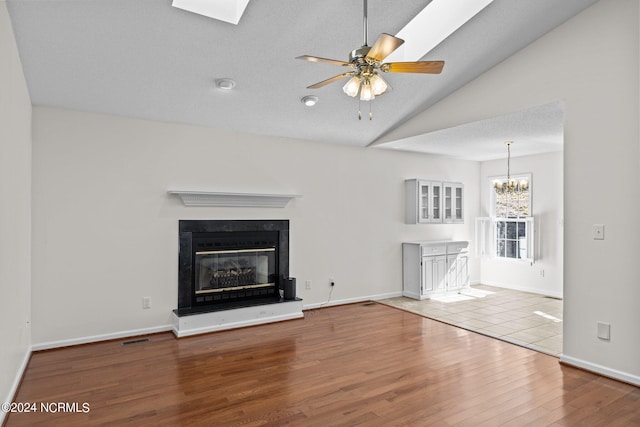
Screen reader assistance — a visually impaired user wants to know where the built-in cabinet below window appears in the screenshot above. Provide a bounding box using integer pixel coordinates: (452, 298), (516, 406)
(402, 241), (469, 300)
(405, 179), (463, 224)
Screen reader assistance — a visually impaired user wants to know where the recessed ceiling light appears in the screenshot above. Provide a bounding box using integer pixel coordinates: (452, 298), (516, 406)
(215, 78), (236, 90)
(301, 95), (318, 107)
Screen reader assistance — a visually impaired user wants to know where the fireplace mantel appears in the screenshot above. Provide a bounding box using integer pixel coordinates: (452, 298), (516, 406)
(168, 190), (301, 208)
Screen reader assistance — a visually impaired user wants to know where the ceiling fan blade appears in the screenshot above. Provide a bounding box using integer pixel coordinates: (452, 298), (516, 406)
(307, 72), (355, 89)
(382, 61), (445, 74)
(296, 55), (351, 67)
(365, 33), (404, 62)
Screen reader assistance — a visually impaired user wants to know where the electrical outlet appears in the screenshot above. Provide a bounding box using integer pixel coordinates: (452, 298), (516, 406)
(539, 269), (545, 278)
(142, 297), (152, 309)
(593, 224), (605, 240)
(305, 280), (312, 290)
(329, 277), (335, 287)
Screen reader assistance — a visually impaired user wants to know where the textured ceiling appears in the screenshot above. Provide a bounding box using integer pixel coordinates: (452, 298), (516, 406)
(377, 101), (564, 161)
(7, 0), (596, 158)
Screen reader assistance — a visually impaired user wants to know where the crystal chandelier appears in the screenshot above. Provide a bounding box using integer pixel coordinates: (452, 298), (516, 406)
(493, 141), (528, 195)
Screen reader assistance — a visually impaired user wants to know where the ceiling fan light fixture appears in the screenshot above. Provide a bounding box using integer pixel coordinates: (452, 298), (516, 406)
(359, 80), (375, 101)
(343, 76), (361, 97)
(370, 73), (388, 96)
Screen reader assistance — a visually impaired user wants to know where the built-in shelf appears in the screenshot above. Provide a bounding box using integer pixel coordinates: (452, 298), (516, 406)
(168, 190), (301, 208)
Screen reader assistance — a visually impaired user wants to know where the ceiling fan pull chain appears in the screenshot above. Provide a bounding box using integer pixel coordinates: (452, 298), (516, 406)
(369, 102), (373, 120)
(358, 99), (362, 120)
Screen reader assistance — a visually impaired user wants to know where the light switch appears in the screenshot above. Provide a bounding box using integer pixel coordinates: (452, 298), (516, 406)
(597, 322), (610, 340)
(592, 224), (605, 240)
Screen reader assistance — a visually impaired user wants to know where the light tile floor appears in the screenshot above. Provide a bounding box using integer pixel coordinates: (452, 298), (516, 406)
(380, 284), (563, 357)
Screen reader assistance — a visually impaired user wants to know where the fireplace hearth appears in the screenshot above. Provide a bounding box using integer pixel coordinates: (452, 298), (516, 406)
(175, 220), (290, 316)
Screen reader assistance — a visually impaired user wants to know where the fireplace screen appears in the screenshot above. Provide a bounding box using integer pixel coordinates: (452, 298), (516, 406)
(194, 248), (276, 294)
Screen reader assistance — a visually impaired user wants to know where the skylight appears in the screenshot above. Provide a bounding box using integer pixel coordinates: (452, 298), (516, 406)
(172, 0), (251, 25)
(384, 0), (494, 63)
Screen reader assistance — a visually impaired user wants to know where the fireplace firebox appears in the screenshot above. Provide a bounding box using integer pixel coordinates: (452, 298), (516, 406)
(176, 220), (289, 316)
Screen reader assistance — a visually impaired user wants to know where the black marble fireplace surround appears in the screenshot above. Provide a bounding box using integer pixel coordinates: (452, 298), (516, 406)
(176, 220), (289, 316)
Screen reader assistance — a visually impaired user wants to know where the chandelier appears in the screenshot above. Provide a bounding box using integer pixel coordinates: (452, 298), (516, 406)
(493, 141), (528, 195)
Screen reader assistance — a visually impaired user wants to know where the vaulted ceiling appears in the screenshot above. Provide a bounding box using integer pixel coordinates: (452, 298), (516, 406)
(7, 0), (597, 159)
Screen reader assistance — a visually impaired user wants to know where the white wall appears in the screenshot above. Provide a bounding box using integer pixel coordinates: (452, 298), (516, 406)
(382, 0), (640, 384)
(0, 0), (32, 415)
(31, 107), (480, 345)
(479, 152), (563, 298)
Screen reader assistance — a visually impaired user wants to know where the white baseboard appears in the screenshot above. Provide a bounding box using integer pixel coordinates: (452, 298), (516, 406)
(560, 354), (640, 387)
(29, 292), (403, 348)
(302, 291), (403, 310)
(1, 348), (32, 426)
(479, 280), (563, 299)
(401, 291), (424, 300)
(31, 325), (173, 351)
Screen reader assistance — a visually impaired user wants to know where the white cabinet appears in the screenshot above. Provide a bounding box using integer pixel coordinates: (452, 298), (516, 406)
(403, 241), (469, 300)
(405, 179), (463, 224)
(443, 182), (464, 223)
(446, 252), (468, 291)
(405, 179), (441, 224)
(423, 254), (447, 294)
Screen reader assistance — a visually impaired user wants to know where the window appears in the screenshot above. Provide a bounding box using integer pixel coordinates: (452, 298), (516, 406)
(476, 174), (534, 262)
(492, 174), (533, 261)
(495, 218), (532, 259)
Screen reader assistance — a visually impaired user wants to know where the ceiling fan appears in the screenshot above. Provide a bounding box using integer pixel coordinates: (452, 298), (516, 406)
(296, 0), (444, 118)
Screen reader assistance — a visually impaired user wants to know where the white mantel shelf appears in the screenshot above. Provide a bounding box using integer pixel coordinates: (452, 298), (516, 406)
(168, 190), (302, 208)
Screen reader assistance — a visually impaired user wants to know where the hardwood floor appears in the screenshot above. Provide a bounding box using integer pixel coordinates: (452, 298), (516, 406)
(5, 303), (640, 426)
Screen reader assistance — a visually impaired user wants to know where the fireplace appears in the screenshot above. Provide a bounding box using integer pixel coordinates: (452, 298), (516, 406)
(176, 220), (289, 315)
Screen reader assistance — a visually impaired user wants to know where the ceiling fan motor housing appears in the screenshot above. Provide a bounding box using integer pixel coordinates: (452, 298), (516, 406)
(349, 46), (372, 64)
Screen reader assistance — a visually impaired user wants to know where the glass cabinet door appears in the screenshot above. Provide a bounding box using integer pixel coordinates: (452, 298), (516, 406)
(444, 186), (452, 220)
(455, 187), (463, 221)
(431, 185), (440, 220)
(442, 182), (464, 223)
(417, 180), (442, 223)
(419, 183), (430, 221)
